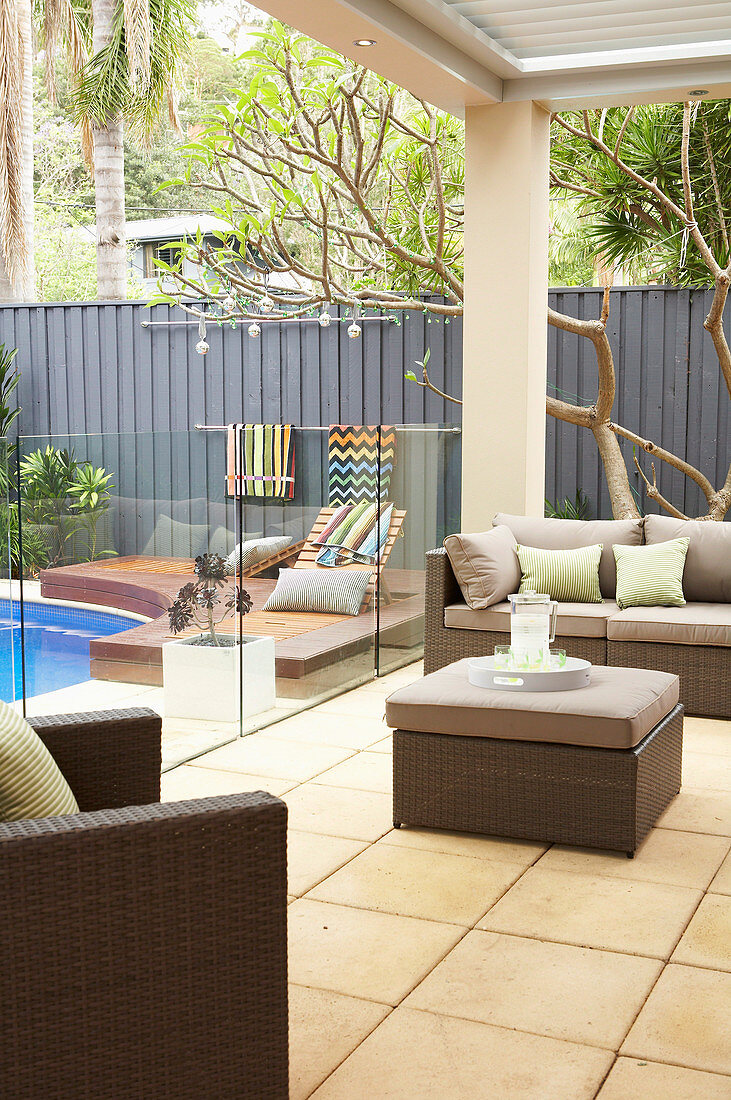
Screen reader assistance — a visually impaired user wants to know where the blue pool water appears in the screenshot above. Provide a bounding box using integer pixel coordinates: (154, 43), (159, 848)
(0, 599), (139, 702)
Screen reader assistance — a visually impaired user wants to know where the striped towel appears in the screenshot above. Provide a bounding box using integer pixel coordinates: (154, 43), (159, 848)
(226, 424), (295, 498)
(313, 501), (394, 567)
(328, 426), (396, 506)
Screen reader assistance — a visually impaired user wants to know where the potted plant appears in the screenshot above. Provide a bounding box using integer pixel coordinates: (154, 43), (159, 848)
(162, 552), (276, 724)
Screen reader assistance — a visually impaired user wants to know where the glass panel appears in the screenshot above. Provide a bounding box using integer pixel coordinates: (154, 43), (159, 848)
(15, 429), (246, 767)
(232, 426), (377, 737)
(0, 437), (20, 710)
(376, 423), (461, 676)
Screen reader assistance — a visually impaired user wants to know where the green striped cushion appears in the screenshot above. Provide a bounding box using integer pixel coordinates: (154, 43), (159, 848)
(613, 537), (689, 610)
(517, 543), (603, 603)
(0, 701), (79, 821)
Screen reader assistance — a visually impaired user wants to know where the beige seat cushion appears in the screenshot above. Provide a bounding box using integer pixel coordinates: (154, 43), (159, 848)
(644, 515), (731, 603)
(385, 660), (679, 750)
(493, 513), (643, 599)
(444, 600), (620, 638)
(607, 603), (731, 647)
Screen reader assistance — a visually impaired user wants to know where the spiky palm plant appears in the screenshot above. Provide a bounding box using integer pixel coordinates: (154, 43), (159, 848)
(40, 0), (194, 298)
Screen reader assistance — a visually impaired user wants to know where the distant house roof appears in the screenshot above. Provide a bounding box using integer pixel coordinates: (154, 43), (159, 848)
(125, 215), (234, 242)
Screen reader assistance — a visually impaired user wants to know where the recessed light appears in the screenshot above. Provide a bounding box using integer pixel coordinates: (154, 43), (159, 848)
(688, 89), (709, 96)
(353, 39), (376, 47)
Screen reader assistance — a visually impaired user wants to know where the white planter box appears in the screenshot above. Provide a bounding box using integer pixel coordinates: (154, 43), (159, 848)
(162, 633), (276, 724)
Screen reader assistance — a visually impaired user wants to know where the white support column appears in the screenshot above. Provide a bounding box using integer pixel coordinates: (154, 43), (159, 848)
(461, 100), (550, 530)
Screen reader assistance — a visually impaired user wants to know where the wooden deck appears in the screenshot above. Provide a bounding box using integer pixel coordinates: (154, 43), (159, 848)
(39, 556), (424, 687)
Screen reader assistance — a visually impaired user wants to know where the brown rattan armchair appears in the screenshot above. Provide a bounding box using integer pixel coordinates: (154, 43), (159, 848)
(0, 708), (288, 1100)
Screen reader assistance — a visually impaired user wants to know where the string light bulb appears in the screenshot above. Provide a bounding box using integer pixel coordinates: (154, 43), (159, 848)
(195, 338), (209, 355)
(347, 321), (361, 339)
(318, 310), (332, 328)
(248, 321), (261, 337)
(222, 294), (236, 312)
(259, 293), (275, 314)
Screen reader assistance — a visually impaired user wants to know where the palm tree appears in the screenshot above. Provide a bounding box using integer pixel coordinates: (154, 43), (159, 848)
(0, 0), (35, 301)
(43, 0), (193, 299)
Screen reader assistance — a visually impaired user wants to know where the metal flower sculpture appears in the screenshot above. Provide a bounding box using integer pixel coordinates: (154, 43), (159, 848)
(168, 552), (253, 646)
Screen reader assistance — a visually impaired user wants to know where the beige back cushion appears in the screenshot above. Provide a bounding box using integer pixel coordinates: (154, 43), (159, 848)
(444, 525), (521, 609)
(493, 513), (643, 598)
(644, 515), (731, 603)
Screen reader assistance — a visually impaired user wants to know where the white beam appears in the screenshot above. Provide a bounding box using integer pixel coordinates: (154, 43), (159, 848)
(505, 58), (731, 109)
(251, 0), (503, 112)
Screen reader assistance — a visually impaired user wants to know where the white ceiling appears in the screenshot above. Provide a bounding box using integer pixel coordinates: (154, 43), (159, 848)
(444, 0), (731, 61)
(254, 0), (731, 112)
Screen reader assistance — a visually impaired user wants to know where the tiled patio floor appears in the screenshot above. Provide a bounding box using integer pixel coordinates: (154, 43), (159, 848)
(161, 662), (731, 1099)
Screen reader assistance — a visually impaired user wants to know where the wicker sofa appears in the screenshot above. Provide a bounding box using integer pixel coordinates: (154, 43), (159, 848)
(425, 513), (731, 719)
(0, 708), (289, 1100)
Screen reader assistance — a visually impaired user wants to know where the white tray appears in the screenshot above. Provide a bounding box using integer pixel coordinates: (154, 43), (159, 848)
(468, 656), (591, 693)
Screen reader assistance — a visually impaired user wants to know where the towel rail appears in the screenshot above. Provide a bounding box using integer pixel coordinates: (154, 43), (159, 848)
(195, 424), (461, 433)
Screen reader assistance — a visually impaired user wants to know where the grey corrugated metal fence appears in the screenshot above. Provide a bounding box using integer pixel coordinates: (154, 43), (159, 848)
(0, 287), (728, 531)
(546, 287), (730, 520)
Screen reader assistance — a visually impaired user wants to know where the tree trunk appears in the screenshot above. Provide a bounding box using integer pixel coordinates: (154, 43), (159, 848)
(0, 0), (35, 301)
(92, 0), (127, 300)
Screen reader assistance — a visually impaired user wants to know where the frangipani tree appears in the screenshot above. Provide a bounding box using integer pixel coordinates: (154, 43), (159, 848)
(158, 23), (730, 522)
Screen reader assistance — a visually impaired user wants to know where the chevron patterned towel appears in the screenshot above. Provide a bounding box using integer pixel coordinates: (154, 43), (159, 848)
(313, 501), (394, 567)
(226, 424), (295, 498)
(328, 425), (396, 506)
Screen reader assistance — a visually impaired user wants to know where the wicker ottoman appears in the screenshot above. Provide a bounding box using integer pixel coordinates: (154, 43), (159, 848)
(386, 661), (683, 857)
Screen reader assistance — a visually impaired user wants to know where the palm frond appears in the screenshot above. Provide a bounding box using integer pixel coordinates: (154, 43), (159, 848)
(123, 0), (152, 89)
(0, 0), (27, 287)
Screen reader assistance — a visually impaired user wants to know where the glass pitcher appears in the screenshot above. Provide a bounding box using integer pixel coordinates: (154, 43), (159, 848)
(508, 591), (558, 670)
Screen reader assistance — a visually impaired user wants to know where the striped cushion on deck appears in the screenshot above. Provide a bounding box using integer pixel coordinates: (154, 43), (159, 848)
(614, 538), (689, 610)
(262, 568), (371, 616)
(517, 543), (603, 603)
(0, 701), (79, 821)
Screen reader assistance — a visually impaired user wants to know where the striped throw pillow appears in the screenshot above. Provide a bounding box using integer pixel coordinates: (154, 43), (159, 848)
(614, 537), (689, 610)
(262, 568), (371, 616)
(517, 543), (603, 603)
(225, 536), (293, 574)
(0, 701), (79, 821)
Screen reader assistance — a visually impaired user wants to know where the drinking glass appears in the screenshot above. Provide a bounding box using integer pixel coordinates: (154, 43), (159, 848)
(549, 648), (567, 670)
(494, 645), (512, 670)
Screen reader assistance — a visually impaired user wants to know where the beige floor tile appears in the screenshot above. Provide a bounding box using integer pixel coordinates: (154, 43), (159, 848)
(308, 842), (524, 926)
(406, 930), (662, 1050)
(368, 734), (392, 753)
(671, 893), (731, 971)
(539, 828), (729, 890)
(161, 765), (294, 801)
(283, 783), (392, 842)
(287, 899), (464, 1005)
(683, 716), (731, 757)
(597, 1056), (731, 1100)
(683, 752), (731, 791)
(478, 866), (702, 959)
(358, 662), (423, 694)
(383, 825), (547, 866)
(268, 711), (388, 751)
(622, 963), (731, 1075)
(656, 787), (731, 836)
(288, 985), (390, 1100)
(312, 1007), (613, 1100)
(709, 848), (731, 895)
(316, 751), (392, 794)
(188, 735), (354, 782)
(288, 831), (367, 897)
(317, 691), (389, 720)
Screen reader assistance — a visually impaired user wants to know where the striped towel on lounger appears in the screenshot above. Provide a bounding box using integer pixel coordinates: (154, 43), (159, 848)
(313, 501), (394, 567)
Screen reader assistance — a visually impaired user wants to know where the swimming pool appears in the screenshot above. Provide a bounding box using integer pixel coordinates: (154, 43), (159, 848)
(0, 599), (140, 702)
